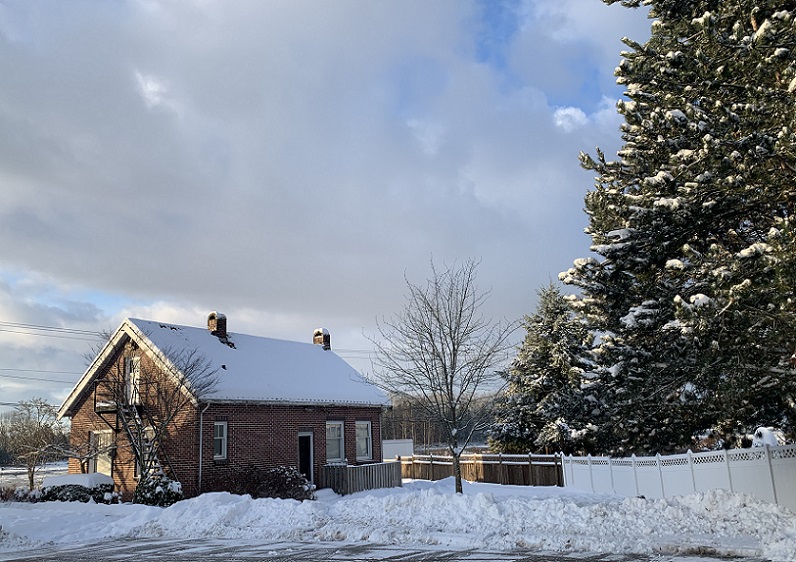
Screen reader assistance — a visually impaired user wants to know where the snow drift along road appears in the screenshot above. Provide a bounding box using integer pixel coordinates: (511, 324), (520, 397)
(2, 478), (795, 560)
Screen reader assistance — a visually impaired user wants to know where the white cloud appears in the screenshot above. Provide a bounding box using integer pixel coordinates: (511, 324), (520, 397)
(553, 106), (588, 132)
(135, 71), (168, 109)
(0, 1), (650, 407)
(406, 119), (446, 156)
(552, 96), (622, 133)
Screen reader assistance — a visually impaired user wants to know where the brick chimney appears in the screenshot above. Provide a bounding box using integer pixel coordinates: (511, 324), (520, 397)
(313, 328), (330, 350)
(208, 312), (227, 338)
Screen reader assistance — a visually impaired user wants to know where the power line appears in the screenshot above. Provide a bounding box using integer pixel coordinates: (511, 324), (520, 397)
(0, 328), (100, 341)
(0, 321), (102, 336)
(0, 328), (100, 342)
(0, 373), (77, 384)
(0, 317), (376, 370)
(335, 348), (376, 359)
(0, 320), (105, 342)
(0, 368), (82, 375)
(0, 401), (58, 408)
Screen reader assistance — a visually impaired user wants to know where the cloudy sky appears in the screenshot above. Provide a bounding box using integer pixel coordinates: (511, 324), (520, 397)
(0, 0), (650, 412)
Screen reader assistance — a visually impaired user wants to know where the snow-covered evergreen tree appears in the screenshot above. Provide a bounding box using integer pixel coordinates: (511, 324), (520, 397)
(561, 0), (796, 454)
(489, 284), (595, 454)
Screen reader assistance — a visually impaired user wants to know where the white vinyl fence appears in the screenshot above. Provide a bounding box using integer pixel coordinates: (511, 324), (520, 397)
(382, 439), (414, 461)
(562, 445), (796, 511)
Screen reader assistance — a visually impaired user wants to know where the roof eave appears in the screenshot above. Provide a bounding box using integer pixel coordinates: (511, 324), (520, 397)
(57, 322), (133, 419)
(58, 318), (200, 419)
(199, 398), (390, 409)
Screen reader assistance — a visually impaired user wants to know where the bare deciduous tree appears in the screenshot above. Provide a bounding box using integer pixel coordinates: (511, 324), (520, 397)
(369, 259), (516, 493)
(3, 399), (67, 489)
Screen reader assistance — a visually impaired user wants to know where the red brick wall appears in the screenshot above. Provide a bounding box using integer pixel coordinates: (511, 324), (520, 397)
(66, 340), (384, 499)
(193, 403), (383, 497)
(66, 341), (135, 498)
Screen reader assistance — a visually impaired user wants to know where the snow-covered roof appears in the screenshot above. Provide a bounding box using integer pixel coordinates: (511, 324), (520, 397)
(59, 317), (389, 417)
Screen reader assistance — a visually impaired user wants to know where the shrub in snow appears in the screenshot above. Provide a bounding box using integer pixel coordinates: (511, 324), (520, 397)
(223, 465), (315, 501)
(132, 472), (183, 507)
(0, 486), (47, 503)
(41, 483), (118, 504)
(36, 474), (118, 504)
(0, 486), (20, 502)
(752, 427), (786, 447)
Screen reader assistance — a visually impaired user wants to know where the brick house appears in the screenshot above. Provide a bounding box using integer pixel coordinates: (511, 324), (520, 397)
(58, 313), (390, 499)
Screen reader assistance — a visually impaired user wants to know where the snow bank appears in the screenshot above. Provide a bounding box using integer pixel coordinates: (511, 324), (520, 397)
(2, 478), (796, 560)
(41, 473), (114, 488)
(753, 427), (786, 447)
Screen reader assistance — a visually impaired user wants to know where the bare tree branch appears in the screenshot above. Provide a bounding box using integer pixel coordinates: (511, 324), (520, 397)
(2, 399), (67, 489)
(367, 259), (517, 493)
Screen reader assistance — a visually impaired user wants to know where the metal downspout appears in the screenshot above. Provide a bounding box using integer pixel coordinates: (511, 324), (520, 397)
(198, 402), (211, 494)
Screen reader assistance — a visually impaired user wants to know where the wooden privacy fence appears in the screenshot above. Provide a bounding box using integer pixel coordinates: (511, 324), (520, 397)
(562, 444), (796, 511)
(400, 453), (564, 486)
(321, 461), (403, 496)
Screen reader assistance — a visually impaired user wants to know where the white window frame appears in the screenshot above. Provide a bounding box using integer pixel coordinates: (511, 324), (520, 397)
(89, 430), (114, 476)
(326, 421), (345, 463)
(356, 421), (373, 461)
(125, 356), (141, 405)
(213, 421), (228, 460)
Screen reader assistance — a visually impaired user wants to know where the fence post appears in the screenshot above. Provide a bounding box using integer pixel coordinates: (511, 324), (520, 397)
(556, 454), (561, 486)
(724, 449), (734, 492)
(567, 453), (573, 487)
(556, 453), (563, 487)
(765, 445), (778, 504)
(528, 453), (535, 486)
(609, 456), (615, 494)
(656, 453), (665, 497)
(429, 453), (434, 481)
(557, 454), (563, 487)
(587, 454), (594, 492)
(687, 450), (696, 493)
(498, 453), (504, 485)
(632, 454), (639, 496)
(396, 456), (402, 481)
(396, 457), (402, 487)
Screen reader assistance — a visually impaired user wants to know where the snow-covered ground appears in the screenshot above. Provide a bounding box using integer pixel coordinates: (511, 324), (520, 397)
(0, 462), (68, 490)
(2, 478), (796, 560)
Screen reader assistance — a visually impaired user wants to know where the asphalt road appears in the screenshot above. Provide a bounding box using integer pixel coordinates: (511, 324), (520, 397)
(0, 539), (773, 562)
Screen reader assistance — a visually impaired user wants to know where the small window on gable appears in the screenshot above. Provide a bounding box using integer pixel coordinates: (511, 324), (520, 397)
(214, 421), (228, 460)
(356, 421), (372, 460)
(326, 421), (345, 463)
